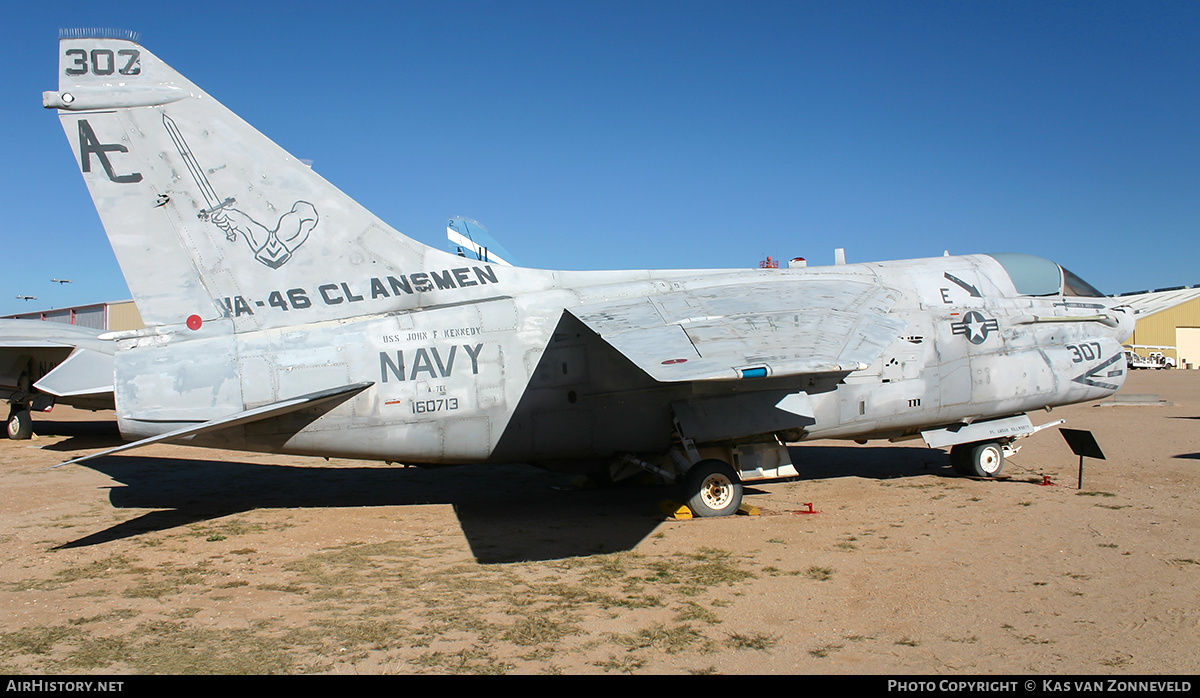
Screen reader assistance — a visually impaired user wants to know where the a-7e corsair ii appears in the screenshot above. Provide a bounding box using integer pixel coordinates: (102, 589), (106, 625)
(45, 32), (1134, 516)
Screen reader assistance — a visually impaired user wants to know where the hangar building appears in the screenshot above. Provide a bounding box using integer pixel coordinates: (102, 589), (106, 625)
(1116, 287), (1200, 369)
(2, 300), (144, 332)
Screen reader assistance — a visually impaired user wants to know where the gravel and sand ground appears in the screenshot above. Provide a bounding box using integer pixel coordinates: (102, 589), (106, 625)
(0, 370), (1196, 674)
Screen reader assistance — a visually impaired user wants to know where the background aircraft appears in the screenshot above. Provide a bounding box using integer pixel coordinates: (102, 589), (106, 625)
(44, 33), (1133, 516)
(1, 319), (114, 439)
(446, 217), (515, 267)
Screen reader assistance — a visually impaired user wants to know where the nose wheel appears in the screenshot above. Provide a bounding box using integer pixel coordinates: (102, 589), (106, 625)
(683, 459), (744, 517)
(950, 441), (1005, 478)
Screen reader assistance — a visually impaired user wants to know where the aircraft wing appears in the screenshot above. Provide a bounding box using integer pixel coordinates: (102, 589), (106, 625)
(568, 278), (907, 382)
(0, 321), (109, 352)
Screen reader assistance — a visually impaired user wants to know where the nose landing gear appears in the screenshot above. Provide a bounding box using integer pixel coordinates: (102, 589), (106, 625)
(950, 441), (1006, 478)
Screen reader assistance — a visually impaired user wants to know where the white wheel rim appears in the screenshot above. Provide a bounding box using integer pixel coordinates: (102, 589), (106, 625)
(700, 474), (733, 509)
(980, 447), (1001, 474)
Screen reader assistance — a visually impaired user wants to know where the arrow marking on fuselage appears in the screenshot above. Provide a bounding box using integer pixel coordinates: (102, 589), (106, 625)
(1071, 353), (1124, 391)
(944, 272), (982, 297)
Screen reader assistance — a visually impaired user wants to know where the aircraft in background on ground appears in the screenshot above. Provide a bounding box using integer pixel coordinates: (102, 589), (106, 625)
(1, 319), (114, 439)
(42, 32), (1133, 516)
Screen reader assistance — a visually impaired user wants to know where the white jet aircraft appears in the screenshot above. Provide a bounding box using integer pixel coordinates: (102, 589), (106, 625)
(44, 32), (1134, 516)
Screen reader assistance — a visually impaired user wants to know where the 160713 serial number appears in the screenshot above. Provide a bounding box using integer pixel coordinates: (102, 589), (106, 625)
(412, 398), (459, 414)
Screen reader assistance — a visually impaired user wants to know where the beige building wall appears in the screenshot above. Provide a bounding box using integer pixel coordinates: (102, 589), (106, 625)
(105, 301), (145, 331)
(1177, 327), (1200, 370)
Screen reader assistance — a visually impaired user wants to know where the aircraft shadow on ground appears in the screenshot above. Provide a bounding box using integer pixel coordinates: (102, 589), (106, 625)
(31, 418), (125, 451)
(54, 443), (961, 562)
(59, 455), (670, 563)
(785, 444), (1061, 488)
(787, 444), (955, 481)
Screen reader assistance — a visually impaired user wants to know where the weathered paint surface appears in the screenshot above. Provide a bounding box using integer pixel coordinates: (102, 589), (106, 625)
(46, 35), (1135, 470)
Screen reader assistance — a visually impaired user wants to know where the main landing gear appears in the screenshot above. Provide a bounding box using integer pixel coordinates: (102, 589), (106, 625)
(6, 407), (32, 441)
(682, 459), (744, 517)
(617, 439), (798, 518)
(6, 368), (35, 440)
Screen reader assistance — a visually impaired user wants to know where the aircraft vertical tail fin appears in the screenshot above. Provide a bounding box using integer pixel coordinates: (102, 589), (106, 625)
(46, 32), (512, 333)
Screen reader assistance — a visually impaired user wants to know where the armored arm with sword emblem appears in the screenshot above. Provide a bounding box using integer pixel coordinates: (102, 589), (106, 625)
(162, 113), (317, 269)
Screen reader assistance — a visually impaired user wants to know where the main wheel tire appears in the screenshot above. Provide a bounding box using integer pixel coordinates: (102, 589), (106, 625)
(683, 459), (743, 517)
(949, 444), (973, 475)
(965, 441), (1005, 478)
(7, 409), (32, 440)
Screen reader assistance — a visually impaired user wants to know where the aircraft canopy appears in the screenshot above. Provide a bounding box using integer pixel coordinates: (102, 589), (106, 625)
(986, 253), (1106, 298)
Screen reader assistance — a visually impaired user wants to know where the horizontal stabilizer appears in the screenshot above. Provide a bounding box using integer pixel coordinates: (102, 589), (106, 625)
(569, 279), (906, 382)
(55, 381), (373, 468)
(34, 348), (114, 397)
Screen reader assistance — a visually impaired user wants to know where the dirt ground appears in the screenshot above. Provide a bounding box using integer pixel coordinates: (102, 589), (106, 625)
(0, 370), (1197, 675)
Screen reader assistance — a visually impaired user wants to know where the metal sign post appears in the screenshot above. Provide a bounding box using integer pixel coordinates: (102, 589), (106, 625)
(1059, 428), (1106, 490)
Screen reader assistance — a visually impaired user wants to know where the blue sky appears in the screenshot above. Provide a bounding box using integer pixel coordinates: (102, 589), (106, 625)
(2, 1), (1198, 316)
